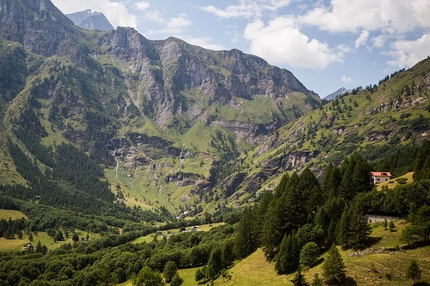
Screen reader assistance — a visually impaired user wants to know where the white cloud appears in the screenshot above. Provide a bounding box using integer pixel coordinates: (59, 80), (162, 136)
(299, 0), (430, 34)
(135, 1), (150, 11)
(167, 14), (192, 30)
(355, 30), (369, 48)
(182, 36), (226, 51)
(342, 75), (352, 83)
(201, 0), (291, 19)
(372, 35), (386, 49)
(385, 34), (430, 68)
(143, 10), (165, 24)
(51, 0), (137, 28)
(243, 18), (346, 70)
(148, 14), (192, 35)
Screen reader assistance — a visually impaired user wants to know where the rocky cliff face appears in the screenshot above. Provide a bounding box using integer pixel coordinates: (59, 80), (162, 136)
(0, 0), (83, 56)
(97, 32), (320, 132)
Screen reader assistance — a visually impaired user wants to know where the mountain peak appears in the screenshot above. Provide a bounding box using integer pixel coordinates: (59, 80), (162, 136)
(324, 87), (350, 100)
(67, 9), (114, 31)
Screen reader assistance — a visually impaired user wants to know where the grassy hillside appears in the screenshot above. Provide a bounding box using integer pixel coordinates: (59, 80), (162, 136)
(227, 58), (430, 206)
(175, 220), (430, 286)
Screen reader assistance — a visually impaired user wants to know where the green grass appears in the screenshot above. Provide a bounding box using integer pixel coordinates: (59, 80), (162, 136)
(175, 220), (430, 286)
(377, 172), (414, 190)
(132, 223), (225, 245)
(0, 209), (27, 220)
(0, 231), (72, 252)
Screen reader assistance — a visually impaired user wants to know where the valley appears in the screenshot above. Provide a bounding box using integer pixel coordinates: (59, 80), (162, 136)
(0, 0), (430, 285)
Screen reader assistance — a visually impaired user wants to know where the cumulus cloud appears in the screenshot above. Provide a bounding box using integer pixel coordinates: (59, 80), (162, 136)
(372, 35), (386, 49)
(148, 14), (192, 35)
(51, 0), (137, 28)
(182, 36), (226, 51)
(299, 0), (430, 34)
(243, 18), (347, 70)
(201, 0), (291, 19)
(384, 34), (430, 68)
(135, 1), (150, 11)
(143, 10), (165, 24)
(342, 75), (352, 83)
(355, 30), (369, 48)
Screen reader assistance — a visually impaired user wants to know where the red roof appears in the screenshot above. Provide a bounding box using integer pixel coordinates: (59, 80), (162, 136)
(371, 172), (392, 177)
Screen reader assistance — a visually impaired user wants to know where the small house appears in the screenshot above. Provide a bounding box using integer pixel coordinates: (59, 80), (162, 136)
(371, 172), (392, 184)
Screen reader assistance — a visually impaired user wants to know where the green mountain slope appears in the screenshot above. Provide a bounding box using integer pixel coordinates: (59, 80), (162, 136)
(232, 57), (430, 205)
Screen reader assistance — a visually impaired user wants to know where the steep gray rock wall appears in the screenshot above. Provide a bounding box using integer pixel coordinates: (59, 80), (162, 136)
(0, 0), (83, 56)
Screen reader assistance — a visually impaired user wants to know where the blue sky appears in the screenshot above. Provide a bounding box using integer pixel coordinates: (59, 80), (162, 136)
(51, 0), (430, 98)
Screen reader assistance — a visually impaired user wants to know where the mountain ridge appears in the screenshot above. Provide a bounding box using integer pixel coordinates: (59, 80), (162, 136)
(66, 9), (114, 31)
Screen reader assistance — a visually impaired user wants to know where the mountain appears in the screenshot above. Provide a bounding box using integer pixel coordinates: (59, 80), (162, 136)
(66, 9), (114, 30)
(240, 57), (430, 195)
(0, 0), (321, 213)
(324, 87), (349, 100)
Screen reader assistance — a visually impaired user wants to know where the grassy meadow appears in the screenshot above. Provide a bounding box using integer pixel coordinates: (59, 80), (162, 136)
(176, 220), (430, 286)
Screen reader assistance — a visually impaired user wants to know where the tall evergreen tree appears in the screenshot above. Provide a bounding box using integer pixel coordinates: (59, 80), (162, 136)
(322, 244), (346, 284)
(347, 199), (371, 250)
(262, 199), (285, 260)
(284, 172), (307, 233)
(221, 239), (235, 269)
(291, 268), (308, 286)
(336, 208), (350, 247)
(234, 207), (257, 259)
(252, 190), (273, 246)
(206, 246), (223, 280)
(406, 259), (422, 284)
(275, 234), (300, 274)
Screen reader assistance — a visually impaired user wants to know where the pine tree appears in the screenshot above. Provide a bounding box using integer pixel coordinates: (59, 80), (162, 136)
(262, 199), (285, 260)
(347, 199), (371, 250)
(299, 242), (320, 268)
(275, 234), (300, 274)
(35, 241), (42, 253)
(406, 259), (421, 284)
(389, 221), (395, 232)
(336, 208), (350, 247)
(206, 246), (223, 280)
(322, 244), (346, 283)
(291, 268), (308, 286)
(234, 207), (257, 259)
(252, 190), (273, 246)
(72, 232), (79, 242)
(221, 239), (235, 269)
(284, 172), (307, 233)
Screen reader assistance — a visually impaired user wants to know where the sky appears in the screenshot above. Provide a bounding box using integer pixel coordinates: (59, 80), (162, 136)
(51, 0), (430, 98)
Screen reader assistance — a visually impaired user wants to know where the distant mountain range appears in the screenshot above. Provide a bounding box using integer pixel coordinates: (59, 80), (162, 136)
(66, 9), (114, 30)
